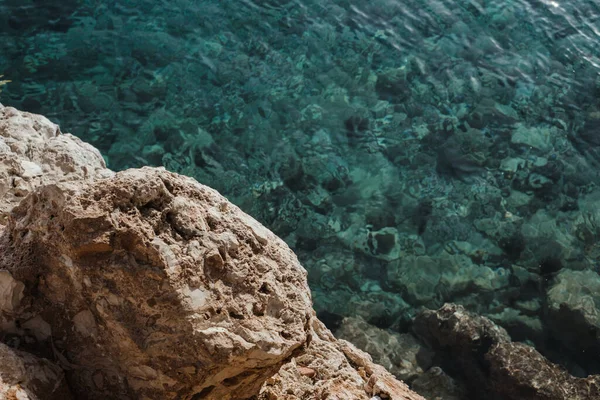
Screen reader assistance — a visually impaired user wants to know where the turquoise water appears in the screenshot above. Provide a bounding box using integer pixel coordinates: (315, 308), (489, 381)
(3, 0), (600, 391)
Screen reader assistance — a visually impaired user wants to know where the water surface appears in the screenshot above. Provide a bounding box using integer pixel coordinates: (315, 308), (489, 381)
(3, 0), (600, 385)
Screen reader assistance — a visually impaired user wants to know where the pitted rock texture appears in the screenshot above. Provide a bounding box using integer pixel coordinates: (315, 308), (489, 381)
(413, 303), (511, 351)
(259, 318), (426, 400)
(415, 303), (600, 400)
(488, 342), (600, 400)
(0, 106), (112, 225)
(0, 342), (72, 400)
(1, 167), (313, 399)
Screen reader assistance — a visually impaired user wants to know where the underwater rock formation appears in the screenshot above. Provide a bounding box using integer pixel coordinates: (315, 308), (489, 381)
(546, 269), (600, 371)
(0, 104), (422, 399)
(436, 129), (491, 180)
(335, 316), (434, 383)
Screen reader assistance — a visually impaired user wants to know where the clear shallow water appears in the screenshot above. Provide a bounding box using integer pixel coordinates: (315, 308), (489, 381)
(3, 0), (600, 388)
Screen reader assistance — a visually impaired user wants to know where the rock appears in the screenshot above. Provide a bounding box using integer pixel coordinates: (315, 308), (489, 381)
(366, 227), (402, 261)
(499, 157), (526, 173)
(413, 303), (511, 351)
(466, 99), (518, 129)
(0, 104), (424, 400)
(0, 106), (112, 225)
(506, 189), (533, 208)
(0, 167), (313, 399)
(414, 303), (600, 400)
(494, 103), (519, 121)
(375, 68), (411, 103)
(437, 130), (490, 179)
(0, 270), (25, 313)
(510, 123), (555, 152)
(486, 307), (544, 344)
(579, 113), (600, 146)
(546, 269), (600, 366)
(259, 318), (425, 400)
(335, 316), (433, 383)
(487, 342), (600, 400)
(0, 342), (73, 400)
(387, 254), (509, 307)
(519, 209), (578, 270)
(413, 303), (510, 399)
(410, 367), (468, 400)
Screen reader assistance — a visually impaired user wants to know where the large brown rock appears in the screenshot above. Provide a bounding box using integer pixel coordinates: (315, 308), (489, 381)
(0, 167), (313, 399)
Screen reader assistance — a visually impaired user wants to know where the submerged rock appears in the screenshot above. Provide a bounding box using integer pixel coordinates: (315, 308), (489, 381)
(437, 130), (490, 179)
(387, 254), (509, 307)
(335, 316), (433, 383)
(511, 123), (555, 152)
(546, 269), (600, 370)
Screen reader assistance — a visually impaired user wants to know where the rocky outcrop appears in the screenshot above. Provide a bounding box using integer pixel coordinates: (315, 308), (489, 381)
(0, 105), (112, 225)
(487, 342), (600, 400)
(1, 166), (314, 399)
(0, 104), (422, 399)
(414, 303), (600, 400)
(413, 303), (510, 399)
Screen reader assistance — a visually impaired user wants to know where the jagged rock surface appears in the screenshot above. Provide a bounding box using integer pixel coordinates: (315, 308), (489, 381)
(0, 342), (72, 400)
(0, 104), (423, 400)
(1, 167), (313, 399)
(414, 303), (600, 400)
(413, 303), (512, 350)
(488, 342), (600, 400)
(0, 106), (112, 225)
(413, 303), (510, 399)
(259, 317), (425, 400)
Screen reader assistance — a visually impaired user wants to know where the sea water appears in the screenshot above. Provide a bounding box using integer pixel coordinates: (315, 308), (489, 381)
(2, 0), (600, 386)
